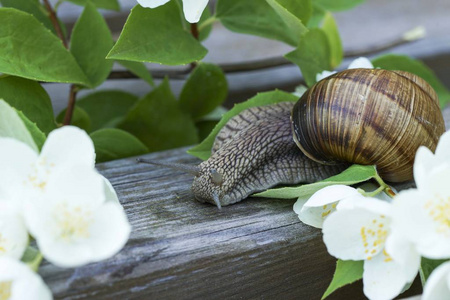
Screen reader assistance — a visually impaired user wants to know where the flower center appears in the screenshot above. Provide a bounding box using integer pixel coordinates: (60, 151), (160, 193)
(25, 157), (55, 192)
(360, 215), (389, 260)
(425, 194), (450, 236)
(0, 281), (12, 300)
(53, 202), (93, 242)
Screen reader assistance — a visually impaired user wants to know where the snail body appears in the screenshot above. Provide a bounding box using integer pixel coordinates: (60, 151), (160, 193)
(139, 69), (445, 208)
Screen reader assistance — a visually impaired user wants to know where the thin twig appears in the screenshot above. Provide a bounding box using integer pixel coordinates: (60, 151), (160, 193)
(42, 0), (68, 48)
(105, 35), (420, 81)
(63, 85), (78, 125)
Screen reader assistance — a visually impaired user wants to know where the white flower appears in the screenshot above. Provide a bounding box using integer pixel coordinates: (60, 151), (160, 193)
(0, 256), (52, 300)
(322, 197), (420, 300)
(294, 183), (393, 229)
(24, 164), (131, 268)
(0, 126), (95, 204)
(137, 0), (209, 23)
(422, 261), (450, 300)
(414, 130), (450, 190)
(0, 202), (28, 260)
(316, 57), (374, 82)
(293, 185), (360, 228)
(391, 165), (450, 259)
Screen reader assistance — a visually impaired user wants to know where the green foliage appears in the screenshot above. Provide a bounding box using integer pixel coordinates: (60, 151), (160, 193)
(315, 0), (365, 11)
(0, 0), (56, 33)
(16, 110), (46, 151)
(0, 8), (89, 85)
(420, 257), (448, 284)
(322, 13), (343, 69)
(0, 76), (56, 134)
(107, 3), (207, 65)
(70, 1), (114, 88)
(216, 0), (308, 46)
(254, 165), (377, 199)
(372, 54), (450, 108)
(285, 28), (331, 86)
(118, 79), (198, 152)
(179, 63), (228, 121)
(116, 60), (154, 86)
(21, 246), (43, 272)
(187, 90), (298, 160)
(90, 128), (149, 163)
(64, 0), (120, 11)
(322, 260), (364, 299)
(76, 90), (139, 132)
(56, 106), (92, 132)
(0, 99), (38, 152)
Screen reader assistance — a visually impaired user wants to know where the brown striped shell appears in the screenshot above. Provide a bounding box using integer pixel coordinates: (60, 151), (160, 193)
(291, 68), (445, 182)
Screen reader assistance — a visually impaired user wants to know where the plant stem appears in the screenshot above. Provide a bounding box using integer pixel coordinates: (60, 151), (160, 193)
(42, 0), (67, 48)
(63, 85), (78, 125)
(190, 23), (199, 69)
(198, 16), (217, 32)
(43, 0), (79, 126)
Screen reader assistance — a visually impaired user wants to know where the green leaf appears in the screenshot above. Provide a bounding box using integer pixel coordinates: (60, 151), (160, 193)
(118, 78), (198, 152)
(0, 99), (38, 152)
(314, 0), (365, 11)
(56, 106), (91, 132)
(64, 0), (120, 11)
(285, 28), (331, 86)
(116, 60), (154, 86)
(21, 246), (43, 272)
(322, 260), (364, 299)
(254, 165), (377, 199)
(0, 76), (56, 134)
(187, 90), (298, 160)
(70, 1), (114, 88)
(322, 12), (343, 69)
(179, 63), (228, 121)
(76, 90), (139, 132)
(267, 0), (311, 37)
(372, 54), (450, 108)
(216, 0), (308, 46)
(16, 110), (46, 151)
(90, 128), (149, 163)
(107, 3), (207, 65)
(0, 0), (56, 33)
(307, 4), (326, 28)
(420, 257), (448, 284)
(0, 8), (89, 85)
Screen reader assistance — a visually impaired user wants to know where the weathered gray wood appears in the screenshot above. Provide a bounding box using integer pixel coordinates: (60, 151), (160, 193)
(39, 107), (450, 299)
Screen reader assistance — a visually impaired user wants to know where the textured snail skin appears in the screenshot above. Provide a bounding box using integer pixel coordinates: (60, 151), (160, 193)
(291, 68), (445, 182)
(192, 102), (346, 207)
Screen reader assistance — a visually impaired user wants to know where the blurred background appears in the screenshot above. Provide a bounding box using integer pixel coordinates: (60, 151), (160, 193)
(45, 0), (450, 114)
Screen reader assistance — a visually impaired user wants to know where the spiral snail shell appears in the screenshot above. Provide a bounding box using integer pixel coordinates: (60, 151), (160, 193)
(291, 68), (445, 182)
(139, 68), (446, 208)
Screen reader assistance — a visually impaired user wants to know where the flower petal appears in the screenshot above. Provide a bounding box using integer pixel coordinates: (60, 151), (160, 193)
(39, 126), (95, 169)
(295, 185), (360, 228)
(422, 261), (450, 300)
(0, 257), (52, 300)
(414, 145), (437, 190)
(348, 57), (374, 69)
(384, 231), (420, 282)
(323, 200), (390, 260)
(435, 130), (450, 163)
(0, 202), (28, 259)
(102, 175), (120, 205)
(84, 202), (131, 261)
(0, 138), (37, 201)
(182, 0), (209, 23)
(136, 0), (170, 8)
(363, 251), (410, 300)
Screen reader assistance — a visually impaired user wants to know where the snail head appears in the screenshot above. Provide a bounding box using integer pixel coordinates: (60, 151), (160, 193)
(136, 159), (225, 209)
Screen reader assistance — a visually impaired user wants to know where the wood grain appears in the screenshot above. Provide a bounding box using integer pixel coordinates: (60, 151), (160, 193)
(39, 107), (450, 299)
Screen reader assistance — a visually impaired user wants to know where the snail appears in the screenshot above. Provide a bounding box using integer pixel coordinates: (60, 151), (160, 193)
(138, 68), (445, 209)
